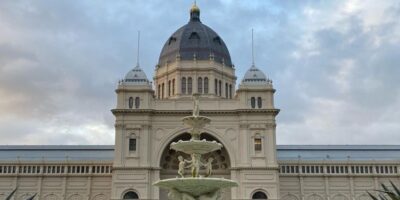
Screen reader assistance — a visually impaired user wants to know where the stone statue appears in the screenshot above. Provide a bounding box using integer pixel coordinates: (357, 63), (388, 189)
(186, 153), (202, 177)
(193, 94), (200, 117)
(178, 156), (187, 178)
(203, 157), (214, 177)
(198, 189), (222, 200)
(168, 189), (196, 200)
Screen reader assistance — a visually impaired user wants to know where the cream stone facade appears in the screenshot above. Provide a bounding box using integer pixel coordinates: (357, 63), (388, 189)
(0, 3), (400, 200)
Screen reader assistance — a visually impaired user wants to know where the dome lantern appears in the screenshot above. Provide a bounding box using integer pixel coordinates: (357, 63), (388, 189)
(190, 2), (200, 22)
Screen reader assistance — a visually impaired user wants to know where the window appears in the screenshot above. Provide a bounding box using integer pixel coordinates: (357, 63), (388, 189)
(255, 138), (262, 151)
(204, 77), (209, 94)
(257, 97), (262, 108)
(168, 80), (171, 96)
(251, 97), (256, 108)
(182, 77), (186, 94)
(123, 191), (139, 199)
(214, 79), (218, 95)
(189, 32), (200, 39)
(252, 191), (267, 199)
(134, 97), (140, 109)
(225, 83), (228, 98)
(172, 79), (175, 95)
(188, 77), (192, 94)
(218, 80), (222, 96)
(229, 84), (232, 99)
(129, 138), (137, 151)
(162, 83), (165, 99)
(198, 77), (203, 93)
(128, 97), (133, 109)
(158, 85), (161, 99)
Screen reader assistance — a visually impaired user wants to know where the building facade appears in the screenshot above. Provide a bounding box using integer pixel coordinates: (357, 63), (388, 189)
(0, 3), (400, 200)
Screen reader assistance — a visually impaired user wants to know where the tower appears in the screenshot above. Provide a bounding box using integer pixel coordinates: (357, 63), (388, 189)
(111, 3), (279, 200)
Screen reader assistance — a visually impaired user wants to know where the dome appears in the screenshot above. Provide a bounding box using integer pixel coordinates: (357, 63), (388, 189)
(158, 4), (233, 67)
(123, 65), (150, 85)
(241, 65), (271, 85)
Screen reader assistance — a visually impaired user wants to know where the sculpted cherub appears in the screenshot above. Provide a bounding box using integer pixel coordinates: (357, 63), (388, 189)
(203, 157), (214, 177)
(177, 155), (188, 178)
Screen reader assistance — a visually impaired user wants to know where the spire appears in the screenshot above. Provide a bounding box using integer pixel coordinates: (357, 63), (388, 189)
(136, 30), (141, 67)
(251, 28), (255, 67)
(190, 1), (200, 22)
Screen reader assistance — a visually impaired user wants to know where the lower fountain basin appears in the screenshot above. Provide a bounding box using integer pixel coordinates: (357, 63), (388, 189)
(171, 140), (222, 155)
(154, 177), (238, 197)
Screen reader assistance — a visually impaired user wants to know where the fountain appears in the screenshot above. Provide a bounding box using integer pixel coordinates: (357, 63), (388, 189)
(154, 93), (238, 200)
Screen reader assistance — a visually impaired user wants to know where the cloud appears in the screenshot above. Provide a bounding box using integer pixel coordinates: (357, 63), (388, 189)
(0, 0), (399, 145)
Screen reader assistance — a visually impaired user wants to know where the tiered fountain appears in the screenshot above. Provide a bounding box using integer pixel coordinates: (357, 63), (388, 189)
(154, 94), (238, 200)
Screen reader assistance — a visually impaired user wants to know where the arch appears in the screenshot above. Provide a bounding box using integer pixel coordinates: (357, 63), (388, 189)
(134, 97), (140, 109)
(307, 194), (324, 200)
(155, 127), (236, 167)
(181, 77), (187, 94)
(357, 194), (370, 200)
(282, 194), (299, 200)
(122, 190), (139, 199)
(128, 97), (133, 109)
(44, 194), (59, 200)
(251, 97), (256, 108)
(92, 194), (106, 200)
(188, 77), (193, 94)
(251, 190), (268, 199)
(68, 194), (83, 200)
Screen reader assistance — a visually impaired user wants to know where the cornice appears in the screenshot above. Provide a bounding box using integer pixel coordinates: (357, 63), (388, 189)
(111, 109), (280, 116)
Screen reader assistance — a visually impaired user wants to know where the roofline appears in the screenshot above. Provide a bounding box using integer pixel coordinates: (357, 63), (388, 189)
(0, 145), (114, 150)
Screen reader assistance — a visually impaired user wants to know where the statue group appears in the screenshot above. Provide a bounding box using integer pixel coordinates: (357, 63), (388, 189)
(178, 155), (214, 178)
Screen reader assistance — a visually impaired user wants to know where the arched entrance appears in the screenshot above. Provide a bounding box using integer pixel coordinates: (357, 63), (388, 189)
(252, 191), (268, 199)
(159, 133), (232, 200)
(123, 191), (139, 199)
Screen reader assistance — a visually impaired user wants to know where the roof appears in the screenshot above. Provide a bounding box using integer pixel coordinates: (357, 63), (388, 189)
(241, 65), (272, 85)
(0, 145), (399, 162)
(122, 65), (150, 85)
(0, 145), (114, 162)
(158, 5), (232, 67)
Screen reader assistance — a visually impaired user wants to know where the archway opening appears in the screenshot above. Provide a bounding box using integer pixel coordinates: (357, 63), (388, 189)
(252, 191), (268, 199)
(123, 191), (139, 199)
(159, 132), (231, 200)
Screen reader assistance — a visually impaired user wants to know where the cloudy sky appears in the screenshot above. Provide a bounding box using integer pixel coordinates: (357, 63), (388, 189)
(0, 0), (399, 145)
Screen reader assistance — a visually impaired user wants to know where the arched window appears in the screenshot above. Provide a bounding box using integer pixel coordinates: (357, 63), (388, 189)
(214, 79), (218, 95)
(188, 77), (193, 94)
(123, 191), (139, 199)
(168, 80), (171, 96)
(134, 97), (140, 109)
(198, 77), (203, 93)
(204, 77), (209, 94)
(128, 97), (133, 109)
(157, 85), (161, 99)
(225, 83), (228, 98)
(162, 83), (165, 99)
(172, 79), (175, 95)
(229, 84), (232, 99)
(182, 77), (186, 94)
(257, 97), (262, 108)
(218, 80), (222, 96)
(254, 137), (262, 151)
(251, 97), (256, 108)
(252, 191), (267, 199)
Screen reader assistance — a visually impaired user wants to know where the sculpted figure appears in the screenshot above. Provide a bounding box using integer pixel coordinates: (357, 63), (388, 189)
(186, 153), (202, 177)
(193, 94), (200, 117)
(204, 157), (214, 177)
(198, 189), (222, 200)
(177, 156), (187, 178)
(168, 189), (196, 200)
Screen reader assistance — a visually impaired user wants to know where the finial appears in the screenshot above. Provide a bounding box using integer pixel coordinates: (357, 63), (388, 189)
(190, 1), (200, 22)
(252, 28), (255, 67)
(136, 30), (140, 68)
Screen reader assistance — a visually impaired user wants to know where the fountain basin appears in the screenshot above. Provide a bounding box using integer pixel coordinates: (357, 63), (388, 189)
(171, 140), (222, 155)
(154, 177), (238, 197)
(182, 116), (211, 129)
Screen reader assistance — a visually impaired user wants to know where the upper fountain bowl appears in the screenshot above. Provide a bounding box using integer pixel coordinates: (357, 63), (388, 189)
(171, 139), (222, 155)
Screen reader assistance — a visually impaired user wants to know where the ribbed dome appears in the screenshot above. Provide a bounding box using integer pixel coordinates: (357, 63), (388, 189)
(158, 4), (232, 67)
(123, 65), (150, 85)
(242, 65), (271, 85)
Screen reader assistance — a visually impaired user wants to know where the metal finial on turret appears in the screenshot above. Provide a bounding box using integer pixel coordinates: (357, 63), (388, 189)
(136, 30), (141, 67)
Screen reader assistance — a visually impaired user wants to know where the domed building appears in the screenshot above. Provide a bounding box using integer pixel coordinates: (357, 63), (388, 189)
(0, 3), (399, 200)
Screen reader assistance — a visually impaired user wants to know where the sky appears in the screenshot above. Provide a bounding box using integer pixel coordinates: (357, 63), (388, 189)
(0, 0), (399, 145)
